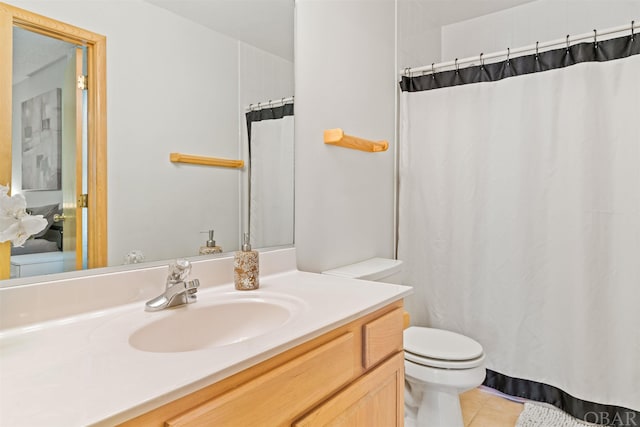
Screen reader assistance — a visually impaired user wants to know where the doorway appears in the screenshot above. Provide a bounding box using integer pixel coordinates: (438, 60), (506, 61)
(0, 3), (107, 279)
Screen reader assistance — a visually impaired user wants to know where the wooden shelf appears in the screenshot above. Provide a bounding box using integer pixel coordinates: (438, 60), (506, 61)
(323, 129), (388, 153)
(170, 153), (244, 169)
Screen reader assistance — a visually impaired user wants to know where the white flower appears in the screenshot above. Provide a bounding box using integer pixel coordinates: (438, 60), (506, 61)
(0, 184), (48, 247)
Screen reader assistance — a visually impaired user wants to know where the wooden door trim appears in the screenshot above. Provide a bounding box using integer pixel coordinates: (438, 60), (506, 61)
(87, 37), (107, 268)
(74, 47), (84, 270)
(0, 2), (107, 278)
(0, 7), (13, 279)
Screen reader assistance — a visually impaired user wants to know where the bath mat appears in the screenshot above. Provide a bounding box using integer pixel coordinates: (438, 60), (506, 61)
(516, 402), (595, 427)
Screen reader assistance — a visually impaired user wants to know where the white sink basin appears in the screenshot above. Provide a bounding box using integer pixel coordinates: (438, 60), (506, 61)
(128, 296), (299, 353)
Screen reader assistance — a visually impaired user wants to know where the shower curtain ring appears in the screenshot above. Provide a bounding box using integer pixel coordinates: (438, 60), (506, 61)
(506, 48), (510, 65)
(455, 58), (459, 73)
(566, 34), (570, 52)
(535, 41), (539, 60)
(480, 52), (484, 68)
(632, 20), (635, 41)
(404, 67), (410, 77)
(594, 29), (598, 49)
(431, 63), (436, 79)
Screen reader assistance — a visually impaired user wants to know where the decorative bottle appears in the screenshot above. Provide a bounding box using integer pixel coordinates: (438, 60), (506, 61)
(234, 233), (259, 290)
(199, 230), (223, 255)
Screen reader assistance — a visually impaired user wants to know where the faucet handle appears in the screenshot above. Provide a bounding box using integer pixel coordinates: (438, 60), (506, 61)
(186, 278), (200, 294)
(184, 279), (200, 303)
(168, 259), (192, 283)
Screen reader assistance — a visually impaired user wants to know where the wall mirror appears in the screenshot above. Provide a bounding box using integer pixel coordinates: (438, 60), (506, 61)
(0, 1), (294, 285)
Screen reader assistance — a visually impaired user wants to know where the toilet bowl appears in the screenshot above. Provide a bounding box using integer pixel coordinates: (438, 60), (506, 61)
(322, 258), (486, 427)
(403, 326), (485, 427)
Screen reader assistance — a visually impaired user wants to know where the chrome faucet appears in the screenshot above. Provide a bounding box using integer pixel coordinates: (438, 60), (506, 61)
(145, 259), (200, 311)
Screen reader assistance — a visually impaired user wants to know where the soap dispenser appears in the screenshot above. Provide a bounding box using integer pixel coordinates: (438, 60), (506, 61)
(234, 232), (259, 290)
(199, 230), (223, 255)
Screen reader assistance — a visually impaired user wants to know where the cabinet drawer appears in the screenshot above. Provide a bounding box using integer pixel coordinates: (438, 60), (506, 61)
(294, 351), (405, 427)
(166, 332), (356, 427)
(362, 308), (403, 369)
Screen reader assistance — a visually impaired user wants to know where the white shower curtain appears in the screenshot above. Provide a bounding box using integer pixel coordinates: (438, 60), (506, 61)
(398, 55), (640, 414)
(249, 114), (294, 249)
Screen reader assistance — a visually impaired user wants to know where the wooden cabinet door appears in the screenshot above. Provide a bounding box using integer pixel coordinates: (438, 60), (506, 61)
(294, 352), (404, 427)
(362, 308), (404, 369)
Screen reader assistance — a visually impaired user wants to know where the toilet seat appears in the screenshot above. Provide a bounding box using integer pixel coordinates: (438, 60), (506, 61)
(404, 327), (485, 370)
(405, 349), (485, 369)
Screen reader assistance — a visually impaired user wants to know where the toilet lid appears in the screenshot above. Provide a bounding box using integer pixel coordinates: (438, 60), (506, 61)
(404, 327), (484, 363)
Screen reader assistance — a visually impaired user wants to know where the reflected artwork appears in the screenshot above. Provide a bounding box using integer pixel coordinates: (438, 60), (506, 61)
(21, 88), (62, 191)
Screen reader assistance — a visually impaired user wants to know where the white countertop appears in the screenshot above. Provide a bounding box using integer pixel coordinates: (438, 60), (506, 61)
(0, 264), (411, 426)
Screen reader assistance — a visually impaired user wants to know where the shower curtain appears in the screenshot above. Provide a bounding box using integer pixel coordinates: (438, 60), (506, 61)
(246, 104), (294, 249)
(398, 36), (640, 424)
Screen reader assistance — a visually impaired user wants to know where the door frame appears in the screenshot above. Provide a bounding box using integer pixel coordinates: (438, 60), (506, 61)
(0, 2), (107, 279)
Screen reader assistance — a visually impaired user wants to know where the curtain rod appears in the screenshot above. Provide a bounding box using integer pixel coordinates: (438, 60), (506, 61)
(399, 20), (636, 76)
(245, 96), (294, 112)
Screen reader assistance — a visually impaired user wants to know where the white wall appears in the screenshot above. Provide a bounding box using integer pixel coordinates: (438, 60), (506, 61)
(295, 0), (396, 273)
(239, 43), (294, 110)
(397, 0), (443, 70)
(6, 0), (293, 266)
(442, 0), (640, 60)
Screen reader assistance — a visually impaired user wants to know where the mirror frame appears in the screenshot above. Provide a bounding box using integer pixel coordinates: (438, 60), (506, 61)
(0, 2), (107, 279)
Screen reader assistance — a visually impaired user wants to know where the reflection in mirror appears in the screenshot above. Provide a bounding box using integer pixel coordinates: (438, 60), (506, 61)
(10, 28), (81, 278)
(1, 2), (108, 283)
(246, 100), (294, 249)
(1, 1), (294, 286)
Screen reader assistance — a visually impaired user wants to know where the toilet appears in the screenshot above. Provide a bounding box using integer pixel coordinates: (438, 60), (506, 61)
(322, 258), (486, 427)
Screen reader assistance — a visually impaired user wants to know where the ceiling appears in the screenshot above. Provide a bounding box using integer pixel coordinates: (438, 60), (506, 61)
(144, 0), (295, 62)
(404, 0), (537, 27)
(144, 1), (536, 63)
(13, 0), (538, 81)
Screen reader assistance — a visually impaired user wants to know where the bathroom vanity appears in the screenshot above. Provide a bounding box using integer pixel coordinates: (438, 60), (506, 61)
(122, 302), (405, 426)
(0, 248), (412, 426)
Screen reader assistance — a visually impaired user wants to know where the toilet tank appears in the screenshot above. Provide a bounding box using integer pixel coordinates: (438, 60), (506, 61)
(321, 258), (404, 284)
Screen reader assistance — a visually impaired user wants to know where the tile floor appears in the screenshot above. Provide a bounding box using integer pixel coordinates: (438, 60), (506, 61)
(460, 387), (525, 427)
